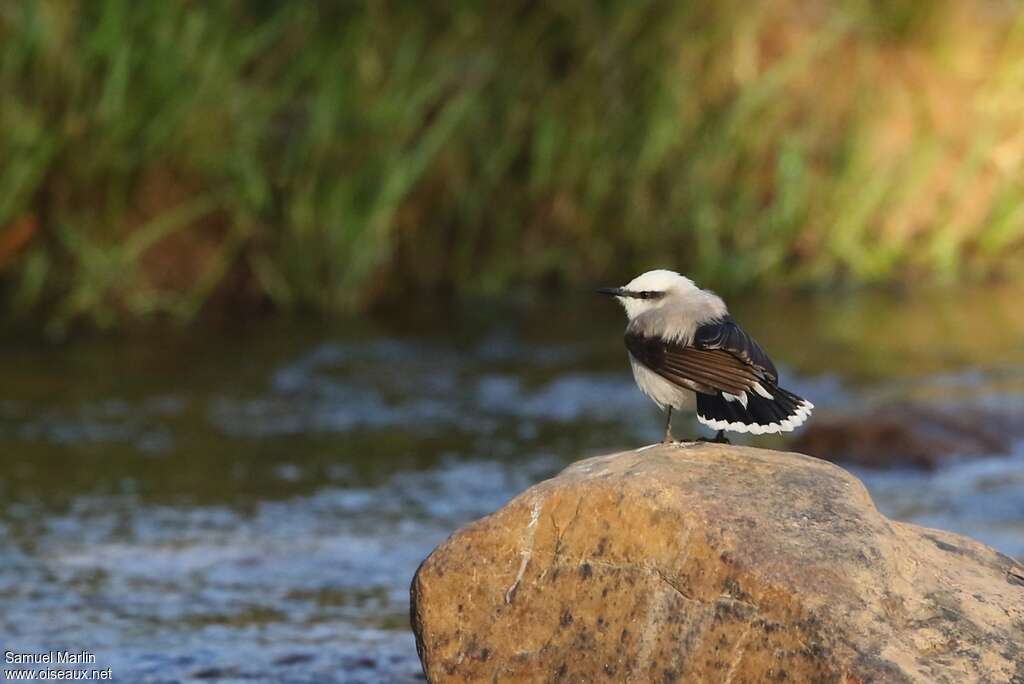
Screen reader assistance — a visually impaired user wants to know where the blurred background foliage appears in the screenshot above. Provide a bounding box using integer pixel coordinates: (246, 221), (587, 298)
(2, 0), (1024, 330)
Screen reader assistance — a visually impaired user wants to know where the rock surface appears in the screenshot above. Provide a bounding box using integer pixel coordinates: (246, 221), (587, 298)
(411, 444), (1024, 683)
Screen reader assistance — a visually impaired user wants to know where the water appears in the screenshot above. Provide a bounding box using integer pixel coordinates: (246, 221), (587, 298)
(1, 286), (1023, 682)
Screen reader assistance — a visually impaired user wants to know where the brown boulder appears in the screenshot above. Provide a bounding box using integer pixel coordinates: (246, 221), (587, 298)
(411, 444), (1024, 683)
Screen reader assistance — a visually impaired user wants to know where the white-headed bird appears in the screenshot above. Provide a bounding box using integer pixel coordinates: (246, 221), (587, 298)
(600, 269), (813, 443)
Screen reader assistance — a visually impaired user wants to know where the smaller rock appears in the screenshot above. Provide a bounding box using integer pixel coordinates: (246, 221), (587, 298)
(191, 665), (241, 679)
(790, 404), (1021, 469)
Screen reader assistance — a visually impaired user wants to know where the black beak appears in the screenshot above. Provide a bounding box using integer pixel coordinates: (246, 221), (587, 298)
(597, 287), (627, 297)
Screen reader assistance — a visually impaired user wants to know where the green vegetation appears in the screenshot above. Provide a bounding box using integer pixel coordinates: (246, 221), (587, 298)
(2, 1), (1024, 329)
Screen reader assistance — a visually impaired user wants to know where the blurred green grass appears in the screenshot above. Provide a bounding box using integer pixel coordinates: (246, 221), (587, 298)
(2, 0), (1024, 329)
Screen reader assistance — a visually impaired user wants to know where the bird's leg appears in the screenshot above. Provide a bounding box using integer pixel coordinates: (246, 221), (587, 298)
(662, 406), (675, 444)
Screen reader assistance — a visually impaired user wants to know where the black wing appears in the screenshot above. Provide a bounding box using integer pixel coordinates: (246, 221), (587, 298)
(692, 315), (777, 382)
(624, 316), (776, 397)
(625, 334), (764, 397)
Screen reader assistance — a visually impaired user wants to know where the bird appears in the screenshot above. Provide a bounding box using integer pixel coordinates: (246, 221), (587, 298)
(599, 269), (813, 444)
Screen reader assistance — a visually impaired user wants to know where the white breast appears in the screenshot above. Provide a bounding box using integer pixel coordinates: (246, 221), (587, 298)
(629, 354), (694, 412)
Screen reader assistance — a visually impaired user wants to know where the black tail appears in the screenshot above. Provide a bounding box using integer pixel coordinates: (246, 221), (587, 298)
(696, 386), (813, 435)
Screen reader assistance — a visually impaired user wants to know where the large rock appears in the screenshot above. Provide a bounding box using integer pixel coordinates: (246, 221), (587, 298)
(411, 444), (1024, 683)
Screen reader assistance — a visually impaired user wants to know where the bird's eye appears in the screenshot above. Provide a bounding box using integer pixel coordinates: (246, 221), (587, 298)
(641, 291), (654, 299)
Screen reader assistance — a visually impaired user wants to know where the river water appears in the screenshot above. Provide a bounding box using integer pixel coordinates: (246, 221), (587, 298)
(1, 285), (1023, 682)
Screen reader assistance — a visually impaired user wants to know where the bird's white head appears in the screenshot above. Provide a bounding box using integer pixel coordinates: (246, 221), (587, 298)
(598, 269), (699, 320)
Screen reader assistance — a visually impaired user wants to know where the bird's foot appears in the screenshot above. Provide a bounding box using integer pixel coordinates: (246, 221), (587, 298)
(696, 430), (731, 445)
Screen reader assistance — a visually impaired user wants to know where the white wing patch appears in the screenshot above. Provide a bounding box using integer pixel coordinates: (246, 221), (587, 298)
(721, 391), (748, 409)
